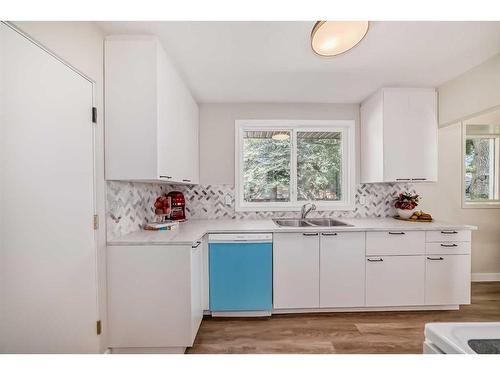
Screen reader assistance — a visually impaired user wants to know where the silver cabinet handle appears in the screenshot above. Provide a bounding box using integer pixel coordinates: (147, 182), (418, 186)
(321, 233), (338, 236)
(440, 243), (458, 247)
(441, 230), (458, 234)
(182, 179), (191, 183)
(367, 258), (383, 262)
(159, 175), (172, 179)
(427, 256), (444, 261)
(388, 232), (405, 235)
(411, 178), (427, 181)
(192, 241), (201, 249)
(396, 178), (411, 181)
(303, 233), (319, 236)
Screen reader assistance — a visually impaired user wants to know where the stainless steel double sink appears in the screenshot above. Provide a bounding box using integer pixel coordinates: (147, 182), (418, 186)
(273, 218), (353, 228)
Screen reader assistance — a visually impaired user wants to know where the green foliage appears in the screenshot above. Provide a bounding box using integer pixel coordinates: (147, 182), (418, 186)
(243, 138), (290, 202)
(243, 134), (342, 202)
(297, 137), (341, 201)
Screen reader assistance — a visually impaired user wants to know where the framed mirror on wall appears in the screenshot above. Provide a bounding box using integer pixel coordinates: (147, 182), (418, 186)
(462, 107), (500, 208)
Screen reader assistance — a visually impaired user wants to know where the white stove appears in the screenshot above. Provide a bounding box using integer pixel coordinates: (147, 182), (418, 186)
(424, 322), (500, 354)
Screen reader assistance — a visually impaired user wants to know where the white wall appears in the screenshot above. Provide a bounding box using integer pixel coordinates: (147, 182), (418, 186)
(439, 53), (500, 126)
(199, 103), (360, 185)
(12, 21), (108, 351)
(422, 52), (500, 276)
(418, 124), (500, 275)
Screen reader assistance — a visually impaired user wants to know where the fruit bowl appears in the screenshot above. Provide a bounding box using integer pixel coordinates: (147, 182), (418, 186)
(396, 208), (415, 219)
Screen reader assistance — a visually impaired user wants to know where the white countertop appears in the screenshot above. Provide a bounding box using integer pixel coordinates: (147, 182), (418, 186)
(107, 218), (477, 246)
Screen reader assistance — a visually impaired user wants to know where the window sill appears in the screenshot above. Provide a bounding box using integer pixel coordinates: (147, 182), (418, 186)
(462, 201), (500, 209)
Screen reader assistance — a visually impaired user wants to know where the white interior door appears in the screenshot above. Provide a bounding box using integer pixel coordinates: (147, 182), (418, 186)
(0, 23), (98, 353)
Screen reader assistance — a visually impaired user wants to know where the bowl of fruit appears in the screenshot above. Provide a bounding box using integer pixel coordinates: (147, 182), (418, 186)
(394, 192), (419, 219)
(154, 195), (171, 221)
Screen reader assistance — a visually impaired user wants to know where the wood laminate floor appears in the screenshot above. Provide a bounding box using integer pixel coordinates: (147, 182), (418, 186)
(187, 282), (500, 354)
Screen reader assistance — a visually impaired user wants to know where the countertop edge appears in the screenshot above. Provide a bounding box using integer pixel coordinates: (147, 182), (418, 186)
(107, 220), (478, 246)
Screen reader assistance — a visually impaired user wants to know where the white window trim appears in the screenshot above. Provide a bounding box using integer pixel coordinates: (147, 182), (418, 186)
(235, 119), (356, 212)
(461, 122), (500, 209)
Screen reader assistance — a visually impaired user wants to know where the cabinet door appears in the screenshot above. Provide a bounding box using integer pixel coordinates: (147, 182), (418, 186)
(366, 255), (425, 306)
(383, 89), (437, 182)
(425, 255), (471, 305)
(407, 90), (437, 181)
(201, 236), (209, 311)
(157, 43), (183, 182)
(320, 232), (365, 307)
(383, 90), (413, 182)
(179, 92), (199, 184)
(273, 233), (320, 309)
(107, 245), (192, 348)
(190, 240), (203, 343)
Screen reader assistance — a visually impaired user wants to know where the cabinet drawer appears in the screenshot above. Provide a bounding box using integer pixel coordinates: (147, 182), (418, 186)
(426, 230), (471, 243)
(425, 242), (471, 255)
(366, 231), (425, 255)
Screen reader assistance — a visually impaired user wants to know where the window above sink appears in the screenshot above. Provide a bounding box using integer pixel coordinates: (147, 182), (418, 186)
(235, 120), (356, 212)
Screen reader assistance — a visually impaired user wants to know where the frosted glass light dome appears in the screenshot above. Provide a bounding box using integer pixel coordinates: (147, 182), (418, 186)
(311, 21), (369, 57)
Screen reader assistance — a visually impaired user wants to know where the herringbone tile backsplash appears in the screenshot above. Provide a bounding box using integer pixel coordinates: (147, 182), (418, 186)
(106, 181), (415, 239)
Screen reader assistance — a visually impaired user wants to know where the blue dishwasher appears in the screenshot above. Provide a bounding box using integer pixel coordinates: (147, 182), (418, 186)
(209, 233), (272, 314)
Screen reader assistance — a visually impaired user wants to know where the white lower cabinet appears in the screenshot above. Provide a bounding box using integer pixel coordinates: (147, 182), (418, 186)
(425, 255), (471, 305)
(107, 242), (203, 352)
(320, 232), (366, 307)
(366, 255), (425, 307)
(273, 233), (320, 309)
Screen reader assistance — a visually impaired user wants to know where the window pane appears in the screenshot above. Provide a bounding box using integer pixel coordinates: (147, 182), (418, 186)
(243, 130), (291, 203)
(297, 131), (342, 201)
(465, 137), (497, 201)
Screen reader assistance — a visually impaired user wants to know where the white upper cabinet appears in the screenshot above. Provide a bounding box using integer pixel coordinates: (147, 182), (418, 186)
(105, 35), (199, 184)
(361, 88), (438, 183)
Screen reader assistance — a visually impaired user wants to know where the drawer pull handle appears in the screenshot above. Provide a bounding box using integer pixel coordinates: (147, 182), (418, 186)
(440, 243), (458, 247)
(367, 258), (383, 262)
(321, 233), (338, 236)
(192, 241), (201, 249)
(441, 231), (458, 234)
(388, 232), (405, 235)
(411, 178), (427, 181)
(427, 257), (444, 261)
(303, 233), (319, 236)
(182, 179), (191, 183)
(396, 178), (411, 181)
(159, 175), (172, 179)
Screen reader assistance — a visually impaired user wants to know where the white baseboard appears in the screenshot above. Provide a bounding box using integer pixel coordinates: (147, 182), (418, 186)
(109, 347), (186, 354)
(211, 310), (271, 317)
(472, 273), (500, 282)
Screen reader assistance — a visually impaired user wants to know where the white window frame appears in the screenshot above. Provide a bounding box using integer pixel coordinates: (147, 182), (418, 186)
(462, 122), (500, 208)
(235, 119), (356, 212)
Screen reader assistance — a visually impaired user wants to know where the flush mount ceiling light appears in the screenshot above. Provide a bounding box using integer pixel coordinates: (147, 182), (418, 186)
(311, 21), (369, 57)
(271, 132), (290, 141)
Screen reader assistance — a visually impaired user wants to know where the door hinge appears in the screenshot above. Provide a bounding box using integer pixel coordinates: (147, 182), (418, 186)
(93, 214), (99, 230)
(92, 107), (97, 124)
(96, 320), (102, 335)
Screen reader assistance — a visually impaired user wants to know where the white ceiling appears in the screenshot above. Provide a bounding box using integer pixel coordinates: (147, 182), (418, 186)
(97, 21), (500, 104)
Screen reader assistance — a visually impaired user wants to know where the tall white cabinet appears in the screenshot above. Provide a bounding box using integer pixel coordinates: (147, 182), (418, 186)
(360, 88), (438, 183)
(105, 35), (199, 184)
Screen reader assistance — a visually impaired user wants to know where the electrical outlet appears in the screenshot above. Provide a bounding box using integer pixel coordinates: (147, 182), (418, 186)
(224, 194), (232, 206)
(359, 196), (366, 205)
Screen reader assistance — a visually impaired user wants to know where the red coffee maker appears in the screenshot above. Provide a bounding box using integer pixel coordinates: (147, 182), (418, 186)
(167, 191), (186, 221)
